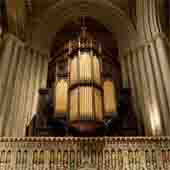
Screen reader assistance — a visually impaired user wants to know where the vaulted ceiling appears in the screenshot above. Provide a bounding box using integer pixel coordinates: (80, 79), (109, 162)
(50, 17), (118, 60)
(4, 0), (137, 55)
(25, 0), (136, 25)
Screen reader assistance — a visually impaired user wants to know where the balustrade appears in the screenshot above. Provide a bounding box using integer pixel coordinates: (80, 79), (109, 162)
(0, 137), (169, 170)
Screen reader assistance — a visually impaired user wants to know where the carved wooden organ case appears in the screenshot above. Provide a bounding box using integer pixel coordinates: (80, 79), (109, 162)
(30, 26), (120, 136)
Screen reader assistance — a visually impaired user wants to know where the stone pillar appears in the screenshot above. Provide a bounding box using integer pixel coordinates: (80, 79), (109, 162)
(152, 35), (170, 135)
(0, 35), (21, 136)
(130, 51), (145, 135)
(142, 44), (164, 135)
(149, 40), (170, 135)
(23, 50), (39, 135)
(5, 44), (25, 136)
(14, 47), (32, 136)
(155, 36), (170, 107)
(0, 33), (49, 137)
(121, 52), (144, 135)
(122, 34), (170, 135)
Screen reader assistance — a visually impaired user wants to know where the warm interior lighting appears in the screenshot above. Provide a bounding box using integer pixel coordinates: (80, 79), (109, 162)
(70, 57), (78, 85)
(69, 52), (103, 123)
(53, 79), (68, 116)
(103, 80), (117, 115)
(79, 86), (93, 120)
(79, 52), (92, 81)
(94, 88), (103, 121)
(149, 101), (162, 135)
(70, 88), (78, 121)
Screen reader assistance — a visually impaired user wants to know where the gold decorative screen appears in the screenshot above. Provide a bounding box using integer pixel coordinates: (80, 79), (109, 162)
(53, 79), (68, 116)
(103, 80), (117, 114)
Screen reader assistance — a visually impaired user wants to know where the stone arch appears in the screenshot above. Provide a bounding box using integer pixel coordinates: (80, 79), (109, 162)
(28, 0), (138, 56)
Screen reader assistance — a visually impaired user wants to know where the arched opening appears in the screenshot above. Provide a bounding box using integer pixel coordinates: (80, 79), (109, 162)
(27, 15), (140, 136)
(27, 0), (138, 55)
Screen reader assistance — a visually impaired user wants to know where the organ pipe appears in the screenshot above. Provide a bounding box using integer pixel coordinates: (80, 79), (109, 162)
(69, 51), (103, 125)
(79, 52), (92, 82)
(53, 79), (68, 117)
(93, 55), (101, 85)
(69, 88), (78, 121)
(79, 86), (93, 120)
(70, 57), (78, 85)
(94, 88), (103, 121)
(103, 80), (117, 115)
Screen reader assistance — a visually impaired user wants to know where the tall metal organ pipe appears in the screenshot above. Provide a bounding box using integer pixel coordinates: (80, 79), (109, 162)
(53, 79), (68, 118)
(103, 80), (117, 116)
(69, 51), (103, 129)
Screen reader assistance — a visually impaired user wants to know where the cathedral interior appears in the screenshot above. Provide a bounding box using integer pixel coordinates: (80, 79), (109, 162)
(0, 0), (170, 169)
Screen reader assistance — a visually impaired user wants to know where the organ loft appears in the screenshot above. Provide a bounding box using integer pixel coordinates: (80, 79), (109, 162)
(28, 20), (138, 137)
(0, 0), (170, 169)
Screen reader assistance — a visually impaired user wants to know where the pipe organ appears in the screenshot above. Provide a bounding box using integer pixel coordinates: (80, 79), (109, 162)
(31, 26), (123, 136)
(51, 26), (118, 134)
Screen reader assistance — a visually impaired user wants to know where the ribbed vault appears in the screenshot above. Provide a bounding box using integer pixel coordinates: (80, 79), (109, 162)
(27, 0), (138, 56)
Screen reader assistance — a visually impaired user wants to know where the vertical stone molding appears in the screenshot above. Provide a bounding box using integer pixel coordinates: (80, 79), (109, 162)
(126, 0), (170, 136)
(122, 35), (170, 136)
(122, 53), (143, 135)
(155, 36), (170, 108)
(0, 35), (21, 136)
(142, 44), (164, 135)
(0, 34), (49, 137)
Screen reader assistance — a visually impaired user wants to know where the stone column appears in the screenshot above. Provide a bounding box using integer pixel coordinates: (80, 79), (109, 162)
(0, 35), (20, 136)
(135, 0), (170, 135)
(24, 50), (39, 134)
(149, 41), (170, 135)
(123, 35), (170, 135)
(137, 47), (154, 135)
(155, 36), (170, 107)
(6, 44), (25, 137)
(121, 52), (144, 135)
(0, 35), (15, 110)
(0, 33), (49, 137)
(152, 35), (170, 135)
(142, 44), (164, 135)
(14, 47), (32, 136)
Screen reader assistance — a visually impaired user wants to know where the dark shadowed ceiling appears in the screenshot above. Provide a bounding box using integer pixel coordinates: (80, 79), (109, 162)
(51, 17), (118, 60)
(25, 0), (136, 27)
